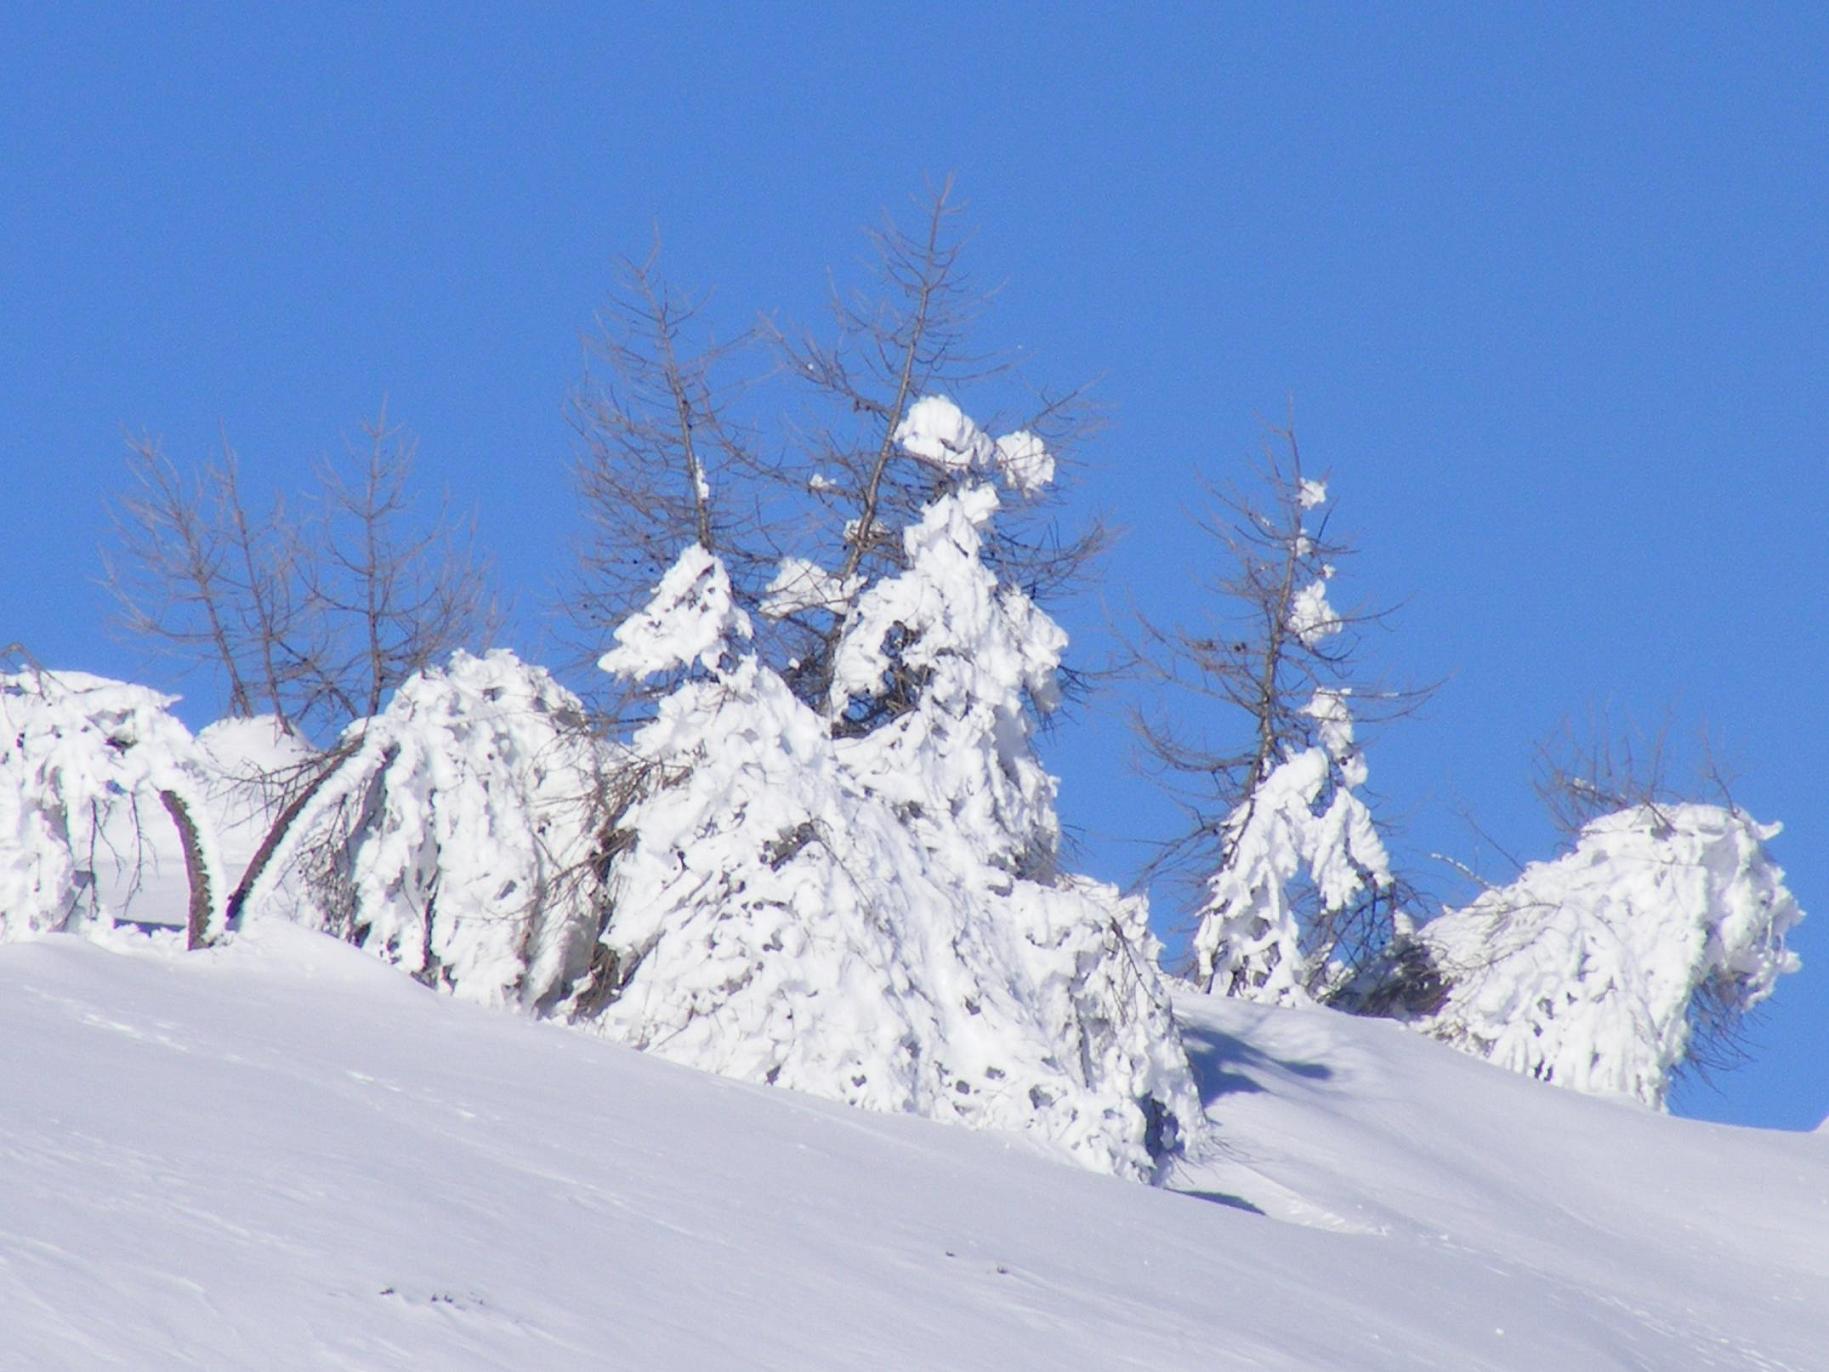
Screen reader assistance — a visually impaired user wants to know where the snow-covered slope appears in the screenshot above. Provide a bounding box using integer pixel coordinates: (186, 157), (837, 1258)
(3, 927), (1822, 1370)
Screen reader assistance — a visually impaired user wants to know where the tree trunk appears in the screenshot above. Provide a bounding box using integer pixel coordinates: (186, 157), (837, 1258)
(158, 789), (215, 951)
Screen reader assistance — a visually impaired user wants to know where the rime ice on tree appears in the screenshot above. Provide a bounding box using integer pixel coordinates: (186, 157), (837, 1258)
(244, 650), (607, 1010)
(1193, 688), (1390, 1003)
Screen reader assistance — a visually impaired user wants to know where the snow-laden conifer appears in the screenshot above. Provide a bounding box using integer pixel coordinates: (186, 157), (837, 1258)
(249, 650), (606, 1010)
(1194, 688), (1391, 1003)
(1135, 430), (1417, 1002)
(829, 483), (1063, 877)
(588, 434), (1199, 1180)
(832, 472), (1199, 1169)
(1, 667), (223, 943)
(1372, 803), (1802, 1108)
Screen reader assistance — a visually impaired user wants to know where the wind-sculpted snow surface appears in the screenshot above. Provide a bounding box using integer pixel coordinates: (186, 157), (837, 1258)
(1390, 803), (1803, 1107)
(257, 651), (607, 1011)
(595, 514), (1198, 1180)
(1, 668), (223, 940)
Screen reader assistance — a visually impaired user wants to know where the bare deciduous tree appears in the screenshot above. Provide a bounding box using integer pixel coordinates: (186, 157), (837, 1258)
(106, 408), (496, 740)
(567, 247), (767, 655)
(102, 410), (499, 946)
(1532, 710), (1691, 839)
(303, 408), (497, 725)
(106, 435), (304, 725)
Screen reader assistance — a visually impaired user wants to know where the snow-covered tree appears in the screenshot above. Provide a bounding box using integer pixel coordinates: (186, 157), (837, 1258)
(582, 465), (1199, 1180)
(239, 650), (608, 1010)
(1, 663), (224, 947)
(567, 182), (1103, 722)
(1193, 690), (1391, 1003)
(1358, 803), (1803, 1108)
(1136, 428), (1413, 1000)
(828, 468), (1063, 879)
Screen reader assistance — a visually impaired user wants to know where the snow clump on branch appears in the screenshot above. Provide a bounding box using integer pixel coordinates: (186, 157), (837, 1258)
(598, 545), (750, 678)
(893, 395), (1055, 495)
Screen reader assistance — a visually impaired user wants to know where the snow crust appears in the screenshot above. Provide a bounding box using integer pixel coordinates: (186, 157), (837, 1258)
(1395, 803), (1803, 1108)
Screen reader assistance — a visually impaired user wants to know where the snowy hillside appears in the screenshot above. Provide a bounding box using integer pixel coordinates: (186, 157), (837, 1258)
(4, 925), (1822, 1371)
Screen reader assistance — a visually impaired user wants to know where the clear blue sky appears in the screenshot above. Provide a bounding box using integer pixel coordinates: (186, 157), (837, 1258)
(5, 6), (1824, 1129)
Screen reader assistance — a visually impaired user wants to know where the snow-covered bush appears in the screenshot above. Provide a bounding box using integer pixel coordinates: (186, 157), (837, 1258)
(585, 476), (1199, 1180)
(1194, 688), (1391, 1004)
(1, 667), (223, 943)
(1367, 804), (1803, 1108)
(247, 650), (609, 1010)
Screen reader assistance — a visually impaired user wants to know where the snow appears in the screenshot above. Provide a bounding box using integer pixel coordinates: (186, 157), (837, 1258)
(992, 429), (1054, 495)
(245, 651), (606, 1013)
(1, 667), (223, 940)
(1194, 693), (1392, 1004)
(193, 714), (317, 882)
(1287, 576), (1340, 647)
(830, 483), (1063, 723)
(593, 522), (1195, 1180)
(759, 555), (859, 618)
(596, 543), (750, 677)
(1301, 686), (1366, 785)
(2, 927), (1823, 1370)
(892, 394), (1056, 493)
(894, 394), (995, 471)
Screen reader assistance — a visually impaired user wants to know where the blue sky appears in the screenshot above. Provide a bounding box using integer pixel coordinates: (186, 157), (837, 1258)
(5, 6), (1824, 1129)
